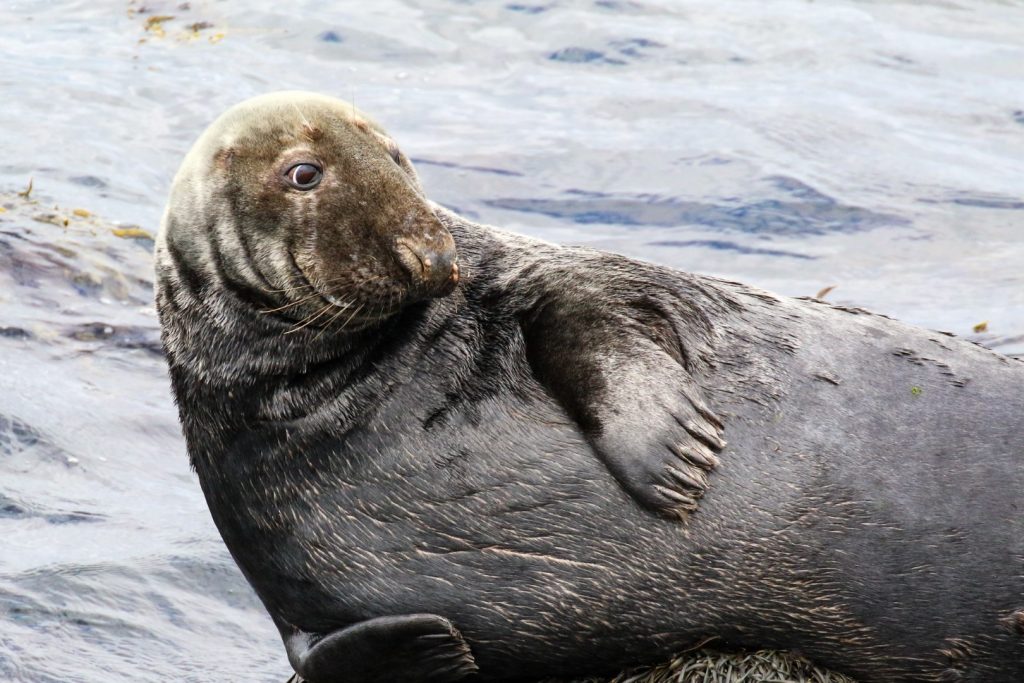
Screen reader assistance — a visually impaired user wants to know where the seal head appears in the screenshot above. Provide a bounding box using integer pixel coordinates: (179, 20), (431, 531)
(157, 91), (457, 341)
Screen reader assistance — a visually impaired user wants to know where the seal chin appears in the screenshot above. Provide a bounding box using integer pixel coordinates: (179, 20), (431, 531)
(285, 255), (406, 331)
(395, 238), (460, 300)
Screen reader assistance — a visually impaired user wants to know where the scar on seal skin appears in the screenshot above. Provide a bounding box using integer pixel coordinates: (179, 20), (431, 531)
(156, 92), (1024, 683)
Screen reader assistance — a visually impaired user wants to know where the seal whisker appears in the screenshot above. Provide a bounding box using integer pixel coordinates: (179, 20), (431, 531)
(284, 303), (335, 335)
(264, 274), (356, 294)
(337, 303), (365, 332)
(370, 292), (390, 327)
(386, 290), (397, 319)
(291, 102), (312, 132)
(260, 290), (324, 314)
(262, 283), (315, 294)
(312, 300), (356, 342)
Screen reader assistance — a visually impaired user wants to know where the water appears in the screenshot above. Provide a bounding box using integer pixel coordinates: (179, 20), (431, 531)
(1, 1), (1022, 680)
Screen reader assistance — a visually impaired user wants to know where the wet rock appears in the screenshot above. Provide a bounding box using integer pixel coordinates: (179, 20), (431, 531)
(62, 322), (163, 355)
(0, 415), (43, 455)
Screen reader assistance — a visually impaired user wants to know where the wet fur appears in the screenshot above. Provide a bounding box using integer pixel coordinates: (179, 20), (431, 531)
(156, 93), (1024, 682)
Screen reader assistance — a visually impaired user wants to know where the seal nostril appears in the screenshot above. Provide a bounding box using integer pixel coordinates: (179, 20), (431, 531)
(395, 239), (428, 280)
(394, 237), (457, 296)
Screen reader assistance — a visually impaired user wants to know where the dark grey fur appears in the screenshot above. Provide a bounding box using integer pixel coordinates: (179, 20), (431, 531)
(156, 93), (1024, 683)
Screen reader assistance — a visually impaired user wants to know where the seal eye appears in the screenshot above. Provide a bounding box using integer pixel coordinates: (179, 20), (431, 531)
(386, 142), (402, 165)
(286, 163), (322, 190)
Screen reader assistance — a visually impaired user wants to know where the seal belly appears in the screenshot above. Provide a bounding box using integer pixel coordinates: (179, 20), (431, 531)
(750, 303), (1024, 679)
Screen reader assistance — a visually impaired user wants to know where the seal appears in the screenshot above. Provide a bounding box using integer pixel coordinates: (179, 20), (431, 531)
(156, 91), (1024, 683)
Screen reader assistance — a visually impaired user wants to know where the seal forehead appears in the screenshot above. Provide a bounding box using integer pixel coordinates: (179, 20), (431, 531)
(216, 91), (382, 145)
(178, 91), (387, 178)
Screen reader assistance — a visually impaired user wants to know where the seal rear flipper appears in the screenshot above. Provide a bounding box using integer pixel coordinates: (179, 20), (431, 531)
(523, 296), (725, 520)
(285, 614), (478, 683)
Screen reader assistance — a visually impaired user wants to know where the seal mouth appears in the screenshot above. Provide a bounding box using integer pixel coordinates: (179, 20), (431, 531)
(279, 249), (408, 333)
(285, 249), (345, 311)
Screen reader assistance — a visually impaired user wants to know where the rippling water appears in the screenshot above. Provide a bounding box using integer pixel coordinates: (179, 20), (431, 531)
(1, 1), (1022, 680)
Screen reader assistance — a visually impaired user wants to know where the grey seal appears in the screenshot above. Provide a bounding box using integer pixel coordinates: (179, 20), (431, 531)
(155, 91), (1024, 682)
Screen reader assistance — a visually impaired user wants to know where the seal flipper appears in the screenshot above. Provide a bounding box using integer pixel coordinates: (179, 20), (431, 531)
(523, 296), (725, 519)
(285, 614), (478, 683)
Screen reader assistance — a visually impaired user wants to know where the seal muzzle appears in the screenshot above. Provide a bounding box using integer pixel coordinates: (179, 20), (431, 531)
(395, 236), (459, 299)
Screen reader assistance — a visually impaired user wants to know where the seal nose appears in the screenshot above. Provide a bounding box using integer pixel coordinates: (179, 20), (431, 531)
(395, 238), (460, 298)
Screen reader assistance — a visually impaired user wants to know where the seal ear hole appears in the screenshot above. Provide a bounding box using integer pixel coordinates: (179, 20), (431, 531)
(285, 163), (323, 190)
(389, 146), (417, 177)
(386, 141), (405, 166)
(369, 129), (404, 165)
